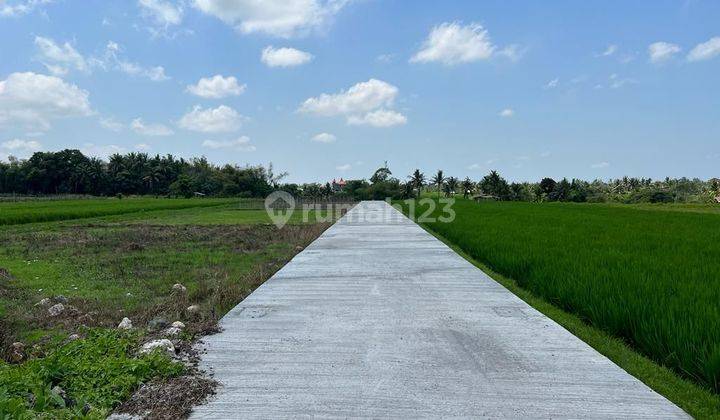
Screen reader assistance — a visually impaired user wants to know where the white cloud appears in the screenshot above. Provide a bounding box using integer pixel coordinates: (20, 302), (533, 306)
(192, 0), (349, 38)
(81, 143), (126, 158)
(0, 0), (52, 17)
(117, 61), (169, 81)
(135, 143), (151, 151)
(299, 79), (407, 127)
(648, 42), (681, 63)
(34, 36), (88, 76)
(410, 22), (500, 65)
(600, 44), (617, 57)
(186, 75), (245, 98)
(336, 163), (351, 171)
(131, 118), (174, 136)
(591, 161), (610, 169)
(0, 72), (93, 130)
(687, 37), (720, 62)
(311, 132), (336, 143)
(539, 151), (551, 158)
(299, 79), (397, 116)
(467, 163), (481, 170)
(201, 136), (255, 152)
(1, 138), (42, 153)
(347, 109), (406, 127)
(138, 0), (183, 26)
(179, 105), (243, 133)
(544, 78), (559, 89)
(609, 73), (636, 89)
(376, 53), (395, 63)
(497, 44), (524, 61)
(99, 117), (123, 132)
(499, 108), (514, 117)
(261, 46), (313, 67)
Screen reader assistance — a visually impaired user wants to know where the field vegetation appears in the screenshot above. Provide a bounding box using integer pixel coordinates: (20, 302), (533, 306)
(0, 199), (332, 417)
(401, 199), (720, 395)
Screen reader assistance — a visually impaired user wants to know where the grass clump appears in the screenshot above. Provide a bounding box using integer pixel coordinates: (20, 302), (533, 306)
(0, 329), (182, 419)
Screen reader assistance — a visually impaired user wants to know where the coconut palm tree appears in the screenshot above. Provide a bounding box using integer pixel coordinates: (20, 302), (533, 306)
(443, 176), (459, 197)
(461, 177), (474, 199)
(409, 169), (425, 198)
(431, 170), (444, 199)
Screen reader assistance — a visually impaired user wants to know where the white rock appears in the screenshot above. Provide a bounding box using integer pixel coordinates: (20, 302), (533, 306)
(164, 327), (182, 336)
(186, 305), (200, 314)
(48, 303), (65, 316)
(68, 334), (80, 341)
(117, 317), (133, 330)
(172, 283), (187, 293)
(171, 321), (185, 329)
(140, 339), (175, 355)
(36, 298), (51, 306)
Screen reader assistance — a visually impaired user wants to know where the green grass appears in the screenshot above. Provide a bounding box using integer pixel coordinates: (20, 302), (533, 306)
(0, 199), (335, 417)
(0, 329), (182, 419)
(0, 197), (237, 226)
(398, 199), (720, 414)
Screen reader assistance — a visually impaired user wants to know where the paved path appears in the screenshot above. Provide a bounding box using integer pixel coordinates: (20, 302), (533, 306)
(191, 201), (687, 418)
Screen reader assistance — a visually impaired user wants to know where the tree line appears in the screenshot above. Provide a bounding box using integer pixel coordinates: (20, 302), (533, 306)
(1, 150), (717, 203)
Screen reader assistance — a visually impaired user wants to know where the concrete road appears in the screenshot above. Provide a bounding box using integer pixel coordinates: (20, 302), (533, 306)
(191, 200), (687, 419)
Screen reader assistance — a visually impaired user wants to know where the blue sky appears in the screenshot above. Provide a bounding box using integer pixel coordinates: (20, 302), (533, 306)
(0, 0), (718, 183)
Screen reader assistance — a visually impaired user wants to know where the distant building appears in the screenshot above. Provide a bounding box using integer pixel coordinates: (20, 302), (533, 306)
(331, 178), (347, 192)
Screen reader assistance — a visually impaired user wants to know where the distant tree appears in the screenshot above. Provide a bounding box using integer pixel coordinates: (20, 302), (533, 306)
(443, 176), (459, 197)
(370, 161), (392, 184)
(461, 177), (474, 199)
(409, 169), (426, 198)
(431, 170), (445, 199)
(169, 174), (193, 198)
(479, 170), (510, 200)
(539, 178), (557, 196)
(549, 178), (571, 201)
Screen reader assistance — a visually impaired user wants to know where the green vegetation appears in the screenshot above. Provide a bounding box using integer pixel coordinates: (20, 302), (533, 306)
(0, 199), (332, 417)
(400, 199), (720, 395)
(0, 330), (182, 418)
(0, 197), (236, 226)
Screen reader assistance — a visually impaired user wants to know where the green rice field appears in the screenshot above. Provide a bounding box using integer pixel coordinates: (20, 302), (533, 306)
(403, 199), (720, 394)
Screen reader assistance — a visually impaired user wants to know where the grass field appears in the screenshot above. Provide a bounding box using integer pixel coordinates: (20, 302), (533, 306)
(0, 197), (238, 226)
(400, 199), (720, 395)
(0, 199), (334, 418)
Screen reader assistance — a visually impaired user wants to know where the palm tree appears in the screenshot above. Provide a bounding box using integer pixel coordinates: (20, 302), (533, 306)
(443, 176), (459, 197)
(408, 169), (425, 198)
(461, 177), (474, 199)
(431, 170), (444, 199)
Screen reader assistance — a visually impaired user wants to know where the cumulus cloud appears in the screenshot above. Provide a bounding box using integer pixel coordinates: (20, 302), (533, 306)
(201, 136), (255, 152)
(34, 36), (88, 76)
(347, 109), (406, 127)
(138, 0), (183, 26)
(499, 108), (514, 117)
(179, 105), (243, 133)
(131, 118), (174, 136)
(0, 72), (93, 130)
(261, 46), (313, 67)
(0, 139), (42, 157)
(186, 75), (245, 98)
(648, 42), (681, 63)
(192, 0), (349, 38)
(299, 79), (406, 127)
(311, 132), (336, 143)
(0, 0), (52, 17)
(687, 36), (720, 62)
(299, 79), (397, 116)
(411, 22), (516, 65)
